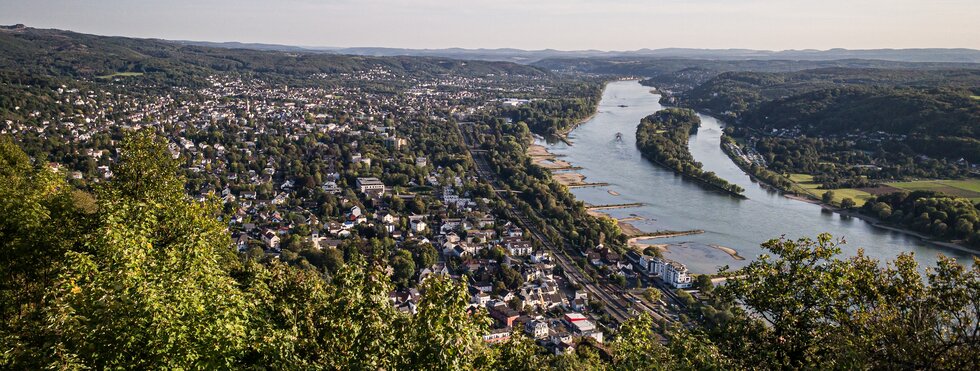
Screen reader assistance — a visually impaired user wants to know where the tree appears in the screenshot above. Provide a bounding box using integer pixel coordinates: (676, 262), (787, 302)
(0, 137), (95, 369)
(412, 242), (438, 269)
(391, 249), (416, 289)
(611, 314), (670, 369)
(713, 233), (980, 369)
(489, 330), (548, 371)
(41, 131), (251, 368)
(840, 197), (856, 209)
(318, 255), (408, 369)
(694, 274), (713, 293)
(822, 190), (835, 204)
(408, 275), (490, 369)
(611, 273), (627, 288)
(643, 288), (663, 303)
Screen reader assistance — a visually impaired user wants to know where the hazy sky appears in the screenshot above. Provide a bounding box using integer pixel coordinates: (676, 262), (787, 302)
(1, 0), (978, 50)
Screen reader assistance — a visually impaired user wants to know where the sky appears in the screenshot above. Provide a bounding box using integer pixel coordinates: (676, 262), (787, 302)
(1, 0), (978, 51)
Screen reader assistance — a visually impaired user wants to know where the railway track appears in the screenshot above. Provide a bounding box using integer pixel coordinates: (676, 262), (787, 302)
(458, 124), (672, 326)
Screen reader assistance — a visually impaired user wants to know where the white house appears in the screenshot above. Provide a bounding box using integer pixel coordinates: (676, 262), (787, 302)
(261, 230), (280, 250)
(410, 219), (427, 233)
(356, 177), (386, 194)
(645, 256), (693, 289)
(525, 319), (549, 339)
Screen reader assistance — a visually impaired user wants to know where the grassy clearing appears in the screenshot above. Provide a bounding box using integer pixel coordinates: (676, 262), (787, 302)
(971, 95), (980, 100)
(943, 179), (980, 193)
(96, 72), (144, 79)
(787, 174), (980, 205)
(886, 179), (980, 202)
(789, 173), (874, 206)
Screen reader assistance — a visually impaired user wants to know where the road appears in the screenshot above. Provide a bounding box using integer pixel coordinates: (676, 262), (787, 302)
(458, 123), (672, 326)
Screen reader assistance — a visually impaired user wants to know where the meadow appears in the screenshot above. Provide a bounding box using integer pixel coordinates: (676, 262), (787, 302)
(788, 173), (875, 206)
(886, 179), (980, 202)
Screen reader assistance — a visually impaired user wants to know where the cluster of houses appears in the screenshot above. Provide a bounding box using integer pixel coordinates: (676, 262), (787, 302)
(1, 66), (673, 352)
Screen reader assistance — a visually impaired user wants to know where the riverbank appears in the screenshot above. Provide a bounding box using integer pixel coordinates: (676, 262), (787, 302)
(549, 81), (610, 143)
(836, 208), (979, 255)
(627, 230), (705, 244)
(586, 209), (649, 238)
(624, 230), (745, 262)
(556, 111), (598, 141)
(720, 134), (805, 196)
(529, 144), (572, 169)
(529, 143), (593, 188)
(626, 230), (707, 256)
(639, 150), (749, 199)
(780, 186), (980, 255)
(708, 244), (745, 261)
(714, 124), (975, 256)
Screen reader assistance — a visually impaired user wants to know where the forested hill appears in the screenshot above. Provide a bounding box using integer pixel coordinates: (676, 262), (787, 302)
(0, 25), (549, 82)
(679, 68), (980, 161)
(745, 87), (979, 137)
(683, 68), (980, 117)
(536, 58), (980, 91)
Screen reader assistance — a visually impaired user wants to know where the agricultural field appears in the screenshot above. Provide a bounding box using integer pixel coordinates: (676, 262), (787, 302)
(788, 173), (875, 206)
(886, 179), (980, 202)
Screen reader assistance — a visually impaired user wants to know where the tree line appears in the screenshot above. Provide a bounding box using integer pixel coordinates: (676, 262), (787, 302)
(861, 190), (980, 246)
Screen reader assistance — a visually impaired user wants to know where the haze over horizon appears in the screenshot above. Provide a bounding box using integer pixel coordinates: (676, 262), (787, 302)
(2, 0), (978, 51)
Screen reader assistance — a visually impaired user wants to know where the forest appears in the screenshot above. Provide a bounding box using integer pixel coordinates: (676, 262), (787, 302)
(0, 25), (549, 87)
(739, 134), (972, 186)
(635, 108), (745, 196)
(682, 68), (980, 117)
(501, 81), (604, 136)
(678, 68), (980, 163)
(861, 190), (980, 246)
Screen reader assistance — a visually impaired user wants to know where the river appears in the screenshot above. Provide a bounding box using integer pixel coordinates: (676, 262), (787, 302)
(539, 80), (976, 274)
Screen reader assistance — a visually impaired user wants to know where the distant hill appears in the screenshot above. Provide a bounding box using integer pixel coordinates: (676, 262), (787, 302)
(680, 68), (980, 161)
(173, 40), (323, 53)
(684, 68), (980, 115)
(0, 25), (549, 83)
(188, 44), (980, 64)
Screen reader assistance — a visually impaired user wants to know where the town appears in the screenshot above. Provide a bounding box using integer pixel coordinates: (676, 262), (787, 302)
(1, 62), (700, 354)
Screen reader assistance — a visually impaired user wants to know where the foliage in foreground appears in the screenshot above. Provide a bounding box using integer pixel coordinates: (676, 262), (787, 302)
(0, 133), (977, 369)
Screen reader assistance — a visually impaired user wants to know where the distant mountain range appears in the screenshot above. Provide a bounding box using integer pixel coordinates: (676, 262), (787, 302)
(175, 39), (980, 64)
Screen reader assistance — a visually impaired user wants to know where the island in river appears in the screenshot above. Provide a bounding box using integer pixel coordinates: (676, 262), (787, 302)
(635, 108), (745, 197)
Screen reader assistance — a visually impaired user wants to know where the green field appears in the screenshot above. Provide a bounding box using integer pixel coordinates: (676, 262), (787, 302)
(788, 175), (980, 206)
(886, 179), (980, 202)
(96, 72), (144, 79)
(788, 173), (874, 206)
(971, 95), (980, 100)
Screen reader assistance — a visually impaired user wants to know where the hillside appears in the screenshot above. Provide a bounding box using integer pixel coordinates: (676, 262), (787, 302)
(674, 68), (980, 162)
(0, 25), (549, 82)
(683, 68), (980, 117)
